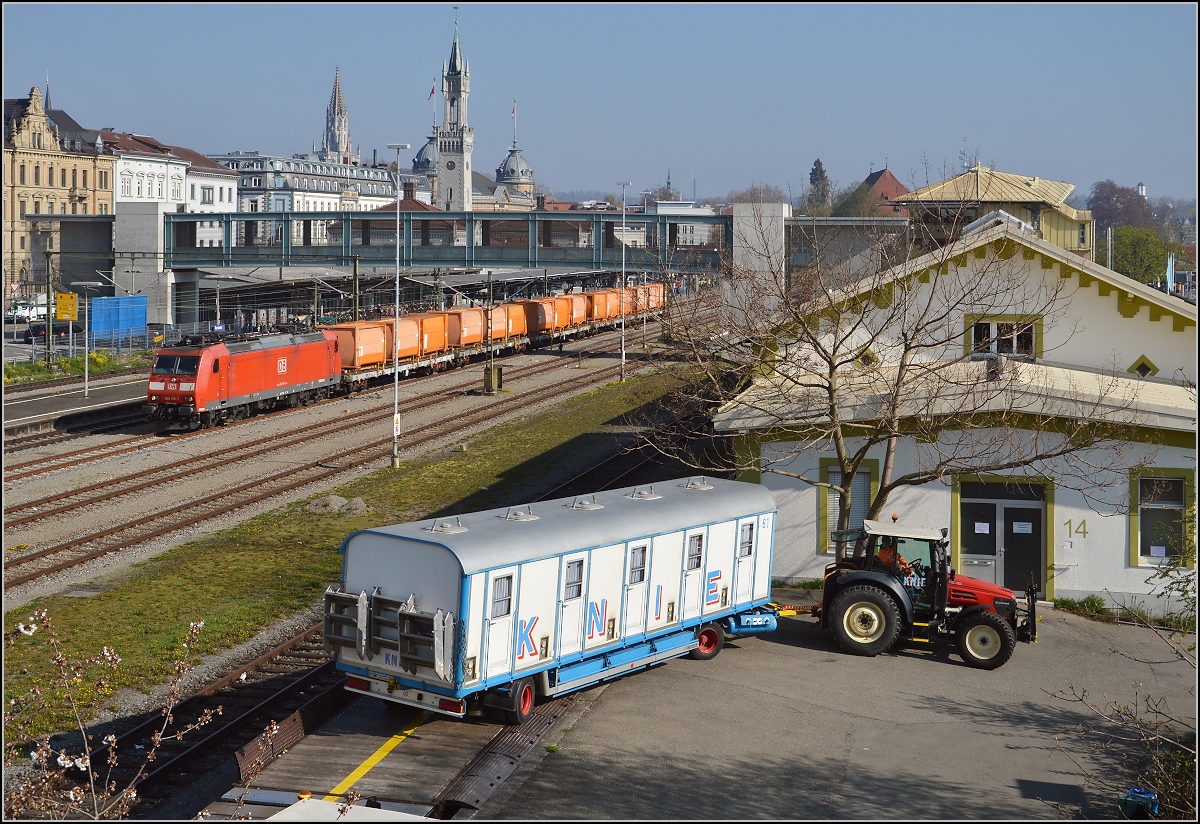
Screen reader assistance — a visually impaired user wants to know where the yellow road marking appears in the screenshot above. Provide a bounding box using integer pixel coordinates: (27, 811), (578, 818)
(323, 711), (429, 801)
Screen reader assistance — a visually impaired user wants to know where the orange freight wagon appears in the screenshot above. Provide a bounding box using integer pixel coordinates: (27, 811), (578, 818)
(325, 321), (388, 369)
(380, 317), (421, 361)
(565, 294), (588, 326)
(519, 298), (561, 334)
(408, 312), (449, 357)
(441, 307), (485, 348)
(501, 303), (528, 337)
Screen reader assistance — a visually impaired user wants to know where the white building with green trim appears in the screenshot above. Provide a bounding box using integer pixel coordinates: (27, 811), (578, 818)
(714, 223), (1195, 607)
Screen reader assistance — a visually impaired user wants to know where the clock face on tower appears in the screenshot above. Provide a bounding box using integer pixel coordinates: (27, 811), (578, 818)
(446, 160), (456, 170)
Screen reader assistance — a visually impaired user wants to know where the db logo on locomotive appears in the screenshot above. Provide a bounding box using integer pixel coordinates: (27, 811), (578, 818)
(277, 357), (287, 374)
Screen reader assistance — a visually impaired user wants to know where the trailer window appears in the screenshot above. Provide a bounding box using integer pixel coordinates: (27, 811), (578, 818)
(491, 575), (513, 618)
(687, 534), (703, 570)
(151, 354), (201, 376)
(630, 546), (647, 584)
(564, 561), (583, 600)
(739, 523), (754, 556)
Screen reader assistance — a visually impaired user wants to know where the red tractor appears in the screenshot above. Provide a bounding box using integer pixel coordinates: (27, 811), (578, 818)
(815, 518), (1037, 669)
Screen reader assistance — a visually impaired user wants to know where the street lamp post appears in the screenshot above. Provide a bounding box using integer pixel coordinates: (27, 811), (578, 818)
(618, 181), (630, 381)
(387, 142), (411, 470)
(72, 281), (104, 397)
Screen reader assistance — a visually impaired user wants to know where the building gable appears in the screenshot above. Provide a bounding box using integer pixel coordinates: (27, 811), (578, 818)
(863, 225), (1196, 380)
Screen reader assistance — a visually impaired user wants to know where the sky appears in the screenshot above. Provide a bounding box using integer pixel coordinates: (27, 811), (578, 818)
(3, 3), (1197, 203)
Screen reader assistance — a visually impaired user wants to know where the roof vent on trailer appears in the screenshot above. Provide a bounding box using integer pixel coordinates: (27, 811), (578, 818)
(680, 477), (714, 490)
(501, 506), (539, 521)
(568, 495), (603, 510)
(424, 517), (468, 534)
(626, 485), (662, 501)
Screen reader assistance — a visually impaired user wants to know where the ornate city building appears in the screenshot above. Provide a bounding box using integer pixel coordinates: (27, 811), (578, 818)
(411, 26), (537, 212)
(3, 85), (115, 296)
(435, 25), (474, 212)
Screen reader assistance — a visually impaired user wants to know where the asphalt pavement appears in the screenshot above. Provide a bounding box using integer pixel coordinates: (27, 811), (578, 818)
(478, 597), (1195, 820)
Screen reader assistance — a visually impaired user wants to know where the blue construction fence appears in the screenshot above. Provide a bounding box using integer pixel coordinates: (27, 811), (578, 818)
(87, 296), (156, 353)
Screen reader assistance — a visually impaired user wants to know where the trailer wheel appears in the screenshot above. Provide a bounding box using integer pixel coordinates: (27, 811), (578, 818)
(830, 585), (900, 657)
(689, 623), (725, 660)
(501, 678), (536, 726)
(956, 611), (1016, 670)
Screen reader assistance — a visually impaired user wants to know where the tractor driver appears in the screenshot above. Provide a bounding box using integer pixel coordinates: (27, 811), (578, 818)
(876, 536), (912, 574)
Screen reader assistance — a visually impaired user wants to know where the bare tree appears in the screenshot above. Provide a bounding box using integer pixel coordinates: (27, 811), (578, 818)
(645, 197), (1155, 558)
(726, 183), (789, 205)
(3, 615), (219, 820)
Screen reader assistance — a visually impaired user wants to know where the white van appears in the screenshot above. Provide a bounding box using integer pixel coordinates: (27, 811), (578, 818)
(5, 301), (48, 323)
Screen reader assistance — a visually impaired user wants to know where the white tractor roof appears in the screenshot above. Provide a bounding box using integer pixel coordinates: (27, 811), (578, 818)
(862, 518), (945, 541)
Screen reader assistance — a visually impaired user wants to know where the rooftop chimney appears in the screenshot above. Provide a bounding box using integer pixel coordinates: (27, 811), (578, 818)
(403, 181), (416, 201)
(536, 195), (546, 210)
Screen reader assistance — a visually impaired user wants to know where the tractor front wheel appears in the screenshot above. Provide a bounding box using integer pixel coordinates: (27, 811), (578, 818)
(956, 611), (1016, 670)
(830, 586), (901, 657)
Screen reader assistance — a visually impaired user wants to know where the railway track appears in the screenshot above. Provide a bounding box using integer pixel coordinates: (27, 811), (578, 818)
(108, 617), (582, 820)
(4, 340), (630, 525)
(2, 324), (656, 483)
(2, 413), (153, 454)
(86, 624), (344, 816)
(535, 439), (661, 501)
(4, 357), (636, 591)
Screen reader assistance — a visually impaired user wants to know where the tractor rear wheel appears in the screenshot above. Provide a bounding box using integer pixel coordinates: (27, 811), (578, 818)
(830, 585), (900, 657)
(689, 623), (725, 660)
(956, 611), (1016, 670)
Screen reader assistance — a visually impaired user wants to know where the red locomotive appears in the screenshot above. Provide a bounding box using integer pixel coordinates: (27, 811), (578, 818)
(145, 331), (342, 429)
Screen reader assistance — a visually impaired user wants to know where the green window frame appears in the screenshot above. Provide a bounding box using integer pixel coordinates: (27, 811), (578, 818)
(1129, 468), (1195, 568)
(818, 458), (879, 555)
(963, 313), (1044, 360)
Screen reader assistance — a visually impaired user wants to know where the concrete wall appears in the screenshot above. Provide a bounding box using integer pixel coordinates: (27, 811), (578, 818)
(727, 202), (791, 324)
(113, 201), (174, 325)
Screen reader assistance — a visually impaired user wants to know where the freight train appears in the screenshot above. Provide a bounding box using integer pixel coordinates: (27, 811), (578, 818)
(144, 284), (664, 429)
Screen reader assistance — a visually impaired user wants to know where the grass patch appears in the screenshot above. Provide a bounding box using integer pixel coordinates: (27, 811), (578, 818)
(773, 578), (824, 590)
(4, 371), (682, 737)
(1053, 594), (1113, 621)
(1053, 595), (1196, 633)
(3, 349), (153, 385)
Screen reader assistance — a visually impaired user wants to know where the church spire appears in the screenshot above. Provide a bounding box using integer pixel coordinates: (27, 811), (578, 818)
(320, 67), (357, 165)
(448, 25), (463, 75)
(328, 67), (346, 119)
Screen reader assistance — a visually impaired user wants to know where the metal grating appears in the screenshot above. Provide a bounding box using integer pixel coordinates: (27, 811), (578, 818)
(436, 693), (578, 811)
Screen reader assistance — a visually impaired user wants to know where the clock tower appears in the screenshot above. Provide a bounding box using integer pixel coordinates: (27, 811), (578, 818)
(437, 25), (473, 211)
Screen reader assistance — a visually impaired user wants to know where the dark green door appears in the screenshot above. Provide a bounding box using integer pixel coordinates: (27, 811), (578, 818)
(959, 501), (998, 584)
(1002, 507), (1042, 594)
